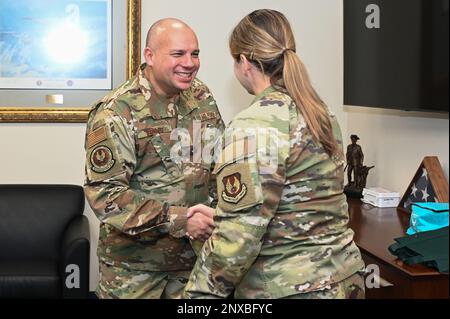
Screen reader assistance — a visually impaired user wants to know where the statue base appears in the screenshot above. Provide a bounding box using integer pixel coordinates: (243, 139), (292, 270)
(344, 184), (363, 198)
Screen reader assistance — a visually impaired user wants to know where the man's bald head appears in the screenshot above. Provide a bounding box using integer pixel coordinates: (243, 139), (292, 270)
(146, 18), (196, 50)
(142, 18), (200, 98)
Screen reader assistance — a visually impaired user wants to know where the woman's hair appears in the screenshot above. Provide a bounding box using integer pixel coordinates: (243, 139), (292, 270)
(229, 9), (340, 157)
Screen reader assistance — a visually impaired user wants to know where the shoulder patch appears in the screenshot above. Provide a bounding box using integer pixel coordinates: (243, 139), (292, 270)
(87, 126), (107, 149)
(90, 145), (115, 173)
(216, 162), (263, 212)
(222, 172), (247, 203)
(85, 122), (126, 182)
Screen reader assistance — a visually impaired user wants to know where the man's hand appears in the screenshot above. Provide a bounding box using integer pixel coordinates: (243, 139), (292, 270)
(186, 204), (215, 242)
(187, 204), (215, 219)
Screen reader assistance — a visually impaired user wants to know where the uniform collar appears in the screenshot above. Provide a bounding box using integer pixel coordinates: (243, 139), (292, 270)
(136, 63), (198, 119)
(178, 88), (200, 118)
(251, 86), (277, 105)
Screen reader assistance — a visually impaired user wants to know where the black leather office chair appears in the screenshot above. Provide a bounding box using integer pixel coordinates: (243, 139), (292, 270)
(0, 185), (90, 298)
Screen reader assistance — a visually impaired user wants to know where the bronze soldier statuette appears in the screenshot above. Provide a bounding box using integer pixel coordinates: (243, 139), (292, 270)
(344, 134), (374, 198)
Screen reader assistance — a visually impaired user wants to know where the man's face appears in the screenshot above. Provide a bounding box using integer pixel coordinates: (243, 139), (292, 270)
(145, 28), (200, 97)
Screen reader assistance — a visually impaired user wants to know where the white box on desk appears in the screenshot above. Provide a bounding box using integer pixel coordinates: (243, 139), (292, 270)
(362, 187), (400, 208)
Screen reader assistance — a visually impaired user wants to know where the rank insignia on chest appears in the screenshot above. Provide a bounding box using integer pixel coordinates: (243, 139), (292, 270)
(90, 145), (115, 173)
(221, 173), (247, 203)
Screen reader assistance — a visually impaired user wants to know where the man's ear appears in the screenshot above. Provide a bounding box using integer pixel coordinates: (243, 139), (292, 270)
(144, 47), (154, 67)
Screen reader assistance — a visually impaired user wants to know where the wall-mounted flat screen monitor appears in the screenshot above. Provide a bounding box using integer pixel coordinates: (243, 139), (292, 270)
(344, 0), (449, 113)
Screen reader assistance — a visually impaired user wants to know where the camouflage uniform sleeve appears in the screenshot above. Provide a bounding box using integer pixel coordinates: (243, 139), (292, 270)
(184, 136), (287, 298)
(84, 105), (188, 237)
(208, 108), (226, 208)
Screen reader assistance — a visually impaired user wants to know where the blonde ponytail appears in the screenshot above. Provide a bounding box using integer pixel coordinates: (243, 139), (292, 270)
(282, 50), (339, 156)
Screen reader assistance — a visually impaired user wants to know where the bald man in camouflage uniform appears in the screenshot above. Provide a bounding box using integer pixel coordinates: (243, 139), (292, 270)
(184, 87), (366, 299)
(84, 19), (224, 299)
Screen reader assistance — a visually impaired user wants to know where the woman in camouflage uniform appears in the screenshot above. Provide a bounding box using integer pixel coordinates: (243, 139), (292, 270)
(184, 9), (365, 299)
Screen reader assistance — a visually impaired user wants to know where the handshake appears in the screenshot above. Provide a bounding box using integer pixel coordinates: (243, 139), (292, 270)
(185, 204), (215, 242)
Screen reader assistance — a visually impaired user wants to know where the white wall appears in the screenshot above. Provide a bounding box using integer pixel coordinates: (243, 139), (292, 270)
(346, 107), (449, 194)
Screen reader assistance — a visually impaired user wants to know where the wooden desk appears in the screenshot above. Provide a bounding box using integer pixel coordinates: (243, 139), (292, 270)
(348, 198), (449, 299)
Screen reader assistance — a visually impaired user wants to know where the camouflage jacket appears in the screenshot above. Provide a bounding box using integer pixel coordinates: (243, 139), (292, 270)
(84, 63), (225, 271)
(184, 86), (365, 298)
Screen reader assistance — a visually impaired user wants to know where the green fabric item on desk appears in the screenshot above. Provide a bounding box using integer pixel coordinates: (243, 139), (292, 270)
(388, 226), (449, 274)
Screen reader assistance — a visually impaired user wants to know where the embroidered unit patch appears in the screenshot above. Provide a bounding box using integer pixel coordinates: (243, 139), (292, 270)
(221, 172), (247, 203)
(90, 145), (115, 173)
